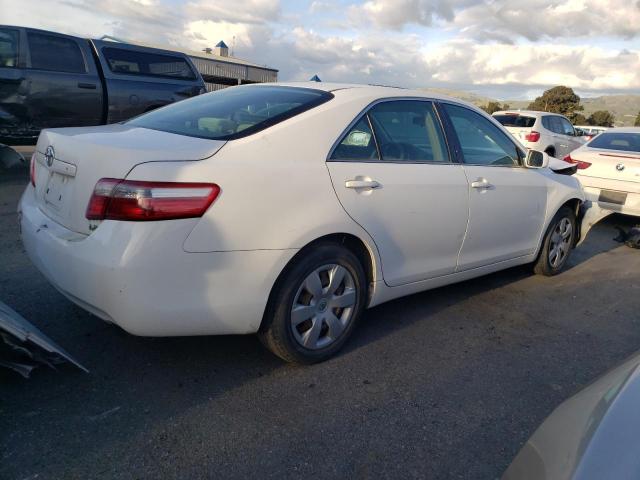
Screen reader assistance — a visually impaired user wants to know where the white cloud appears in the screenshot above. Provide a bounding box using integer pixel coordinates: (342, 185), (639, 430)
(1, 0), (639, 95)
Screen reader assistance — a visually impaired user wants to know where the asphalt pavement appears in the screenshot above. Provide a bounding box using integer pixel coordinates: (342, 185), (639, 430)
(1, 168), (639, 480)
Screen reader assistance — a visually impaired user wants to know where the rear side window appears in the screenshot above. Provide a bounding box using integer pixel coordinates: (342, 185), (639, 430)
(367, 100), (449, 162)
(0, 28), (19, 68)
(127, 85), (333, 140)
(493, 114), (536, 128)
(589, 133), (640, 152)
(103, 47), (196, 80)
(331, 118), (378, 161)
(27, 32), (86, 73)
(542, 116), (557, 133)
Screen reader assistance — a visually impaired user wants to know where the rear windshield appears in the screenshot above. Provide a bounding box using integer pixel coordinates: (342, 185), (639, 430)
(127, 85), (333, 140)
(589, 132), (640, 152)
(493, 114), (536, 128)
(103, 47), (196, 80)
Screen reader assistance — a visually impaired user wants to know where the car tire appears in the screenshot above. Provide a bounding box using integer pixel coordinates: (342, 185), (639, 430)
(533, 206), (576, 276)
(544, 146), (556, 157)
(258, 242), (367, 364)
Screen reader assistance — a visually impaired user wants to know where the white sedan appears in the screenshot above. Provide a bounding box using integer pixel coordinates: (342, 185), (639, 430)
(19, 83), (584, 363)
(566, 128), (640, 228)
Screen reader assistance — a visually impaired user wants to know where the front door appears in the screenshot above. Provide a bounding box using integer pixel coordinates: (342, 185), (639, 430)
(327, 100), (469, 287)
(440, 103), (549, 271)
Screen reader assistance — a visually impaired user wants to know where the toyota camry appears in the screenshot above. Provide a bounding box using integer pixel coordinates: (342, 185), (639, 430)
(19, 83), (585, 363)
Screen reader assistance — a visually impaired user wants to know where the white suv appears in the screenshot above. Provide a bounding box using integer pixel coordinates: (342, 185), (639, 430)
(493, 110), (585, 159)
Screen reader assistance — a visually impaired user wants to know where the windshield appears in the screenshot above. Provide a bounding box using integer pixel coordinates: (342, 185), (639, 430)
(127, 85), (333, 140)
(589, 132), (640, 152)
(493, 114), (536, 128)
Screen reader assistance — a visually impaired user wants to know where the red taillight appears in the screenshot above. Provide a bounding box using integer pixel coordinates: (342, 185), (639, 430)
(524, 131), (540, 142)
(563, 154), (592, 170)
(30, 153), (36, 187)
(86, 178), (220, 221)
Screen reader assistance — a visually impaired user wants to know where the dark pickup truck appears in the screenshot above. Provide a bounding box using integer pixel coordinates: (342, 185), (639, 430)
(0, 25), (206, 146)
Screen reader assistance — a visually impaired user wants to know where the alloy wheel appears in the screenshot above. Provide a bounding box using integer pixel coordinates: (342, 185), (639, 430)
(548, 217), (573, 269)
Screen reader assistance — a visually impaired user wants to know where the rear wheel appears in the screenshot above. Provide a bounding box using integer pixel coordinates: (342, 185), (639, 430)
(544, 146), (556, 158)
(534, 206), (576, 276)
(259, 243), (367, 364)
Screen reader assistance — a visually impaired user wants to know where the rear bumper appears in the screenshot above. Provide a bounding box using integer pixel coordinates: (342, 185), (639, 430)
(19, 186), (297, 336)
(581, 182), (640, 217)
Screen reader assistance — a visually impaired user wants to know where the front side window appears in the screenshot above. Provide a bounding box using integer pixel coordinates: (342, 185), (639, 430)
(331, 117), (378, 161)
(589, 132), (640, 152)
(367, 100), (449, 162)
(559, 117), (575, 136)
(0, 28), (19, 68)
(27, 32), (86, 73)
(128, 85), (333, 140)
(103, 47), (196, 80)
(443, 103), (521, 166)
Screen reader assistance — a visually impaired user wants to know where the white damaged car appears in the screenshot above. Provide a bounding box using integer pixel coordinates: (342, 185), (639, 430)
(19, 83), (585, 363)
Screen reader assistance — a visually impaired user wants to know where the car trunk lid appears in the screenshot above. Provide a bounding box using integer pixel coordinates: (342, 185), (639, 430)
(574, 147), (640, 185)
(32, 124), (225, 235)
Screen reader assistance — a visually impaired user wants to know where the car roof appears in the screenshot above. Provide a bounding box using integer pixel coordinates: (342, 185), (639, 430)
(492, 110), (566, 118)
(263, 82), (475, 105)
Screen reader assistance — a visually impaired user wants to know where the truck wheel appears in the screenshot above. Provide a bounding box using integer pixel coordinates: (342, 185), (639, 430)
(259, 242), (367, 364)
(534, 206), (576, 276)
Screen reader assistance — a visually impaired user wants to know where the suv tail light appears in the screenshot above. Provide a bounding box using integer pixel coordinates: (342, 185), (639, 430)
(30, 153), (36, 187)
(524, 131), (540, 142)
(563, 154), (591, 170)
(86, 178), (220, 221)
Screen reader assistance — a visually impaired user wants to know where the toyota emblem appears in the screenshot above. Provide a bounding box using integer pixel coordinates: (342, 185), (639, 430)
(45, 146), (55, 167)
(616, 163), (625, 171)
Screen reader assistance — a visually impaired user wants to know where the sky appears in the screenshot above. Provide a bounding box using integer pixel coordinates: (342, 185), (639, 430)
(1, 0), (639, 99)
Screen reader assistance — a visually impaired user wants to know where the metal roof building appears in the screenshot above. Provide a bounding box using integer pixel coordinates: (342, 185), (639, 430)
(100, 36), (278, 92)
(185, 42), (278, 92)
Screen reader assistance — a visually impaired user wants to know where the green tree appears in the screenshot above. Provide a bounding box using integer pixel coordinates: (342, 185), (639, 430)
(527, 86), (583, 121)
(572, 113), (587, 125)
(480, 101), (511, 114)
(635, 111), (640, 127)
(587, 110), (615, 127)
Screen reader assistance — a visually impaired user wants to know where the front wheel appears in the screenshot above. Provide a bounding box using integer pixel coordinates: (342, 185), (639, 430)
(259, 242), (367, 364)
(534, 206), (576, 276)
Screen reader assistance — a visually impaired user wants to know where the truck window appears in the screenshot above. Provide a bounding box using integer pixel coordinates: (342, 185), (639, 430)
(27, 32), (86, 73)
(0, 28), (19, 68)
(103, 47), (196, 80)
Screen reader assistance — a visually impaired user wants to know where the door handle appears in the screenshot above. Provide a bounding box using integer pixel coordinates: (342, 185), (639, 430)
(471, 178), (493, 189)
(77, 82), (97, 89)
(345, 179), (381, 189)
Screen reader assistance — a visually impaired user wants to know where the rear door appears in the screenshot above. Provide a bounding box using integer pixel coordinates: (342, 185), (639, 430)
(23, 29), (103, 130)
(440, 103), (548, 270)
(327, 99), (469, 287)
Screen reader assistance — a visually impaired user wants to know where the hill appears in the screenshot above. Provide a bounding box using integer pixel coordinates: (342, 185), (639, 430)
(425, 88), (640, 126)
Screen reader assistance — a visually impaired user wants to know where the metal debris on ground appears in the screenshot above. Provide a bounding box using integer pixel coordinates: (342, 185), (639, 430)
(0, 300), (88, 378)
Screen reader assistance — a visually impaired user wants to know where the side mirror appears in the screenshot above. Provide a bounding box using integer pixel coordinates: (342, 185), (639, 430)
(524, 150), (549, 169)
